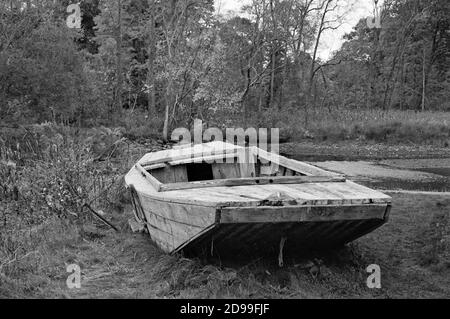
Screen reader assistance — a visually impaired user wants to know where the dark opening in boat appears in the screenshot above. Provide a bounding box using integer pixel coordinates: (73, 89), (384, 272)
(186, 163), (214, 182)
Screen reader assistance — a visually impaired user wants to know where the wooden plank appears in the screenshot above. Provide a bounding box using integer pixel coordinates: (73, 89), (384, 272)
(292, 183), (346, 199)
(159, 176), (346, 192)
(260, 164), (279, 176)
(219, 204), (388, 224)
(287, 181), (391, 204)
(212, 162), (241, 179)
(205, 187), (265, 202)
(172, 165), (188, 183)
(140, 142), (240, 166)
(149, 165), (188, 183)
(276, 166), (287, 176)
(172, 223), (218, 254)
(284, 168), (295, 176)
(128, 167), (243, 207)
(342, 181), (392, 203)
(318, 183), (388, 204)
(150, 167), (174, 183)
(168, 152), (238, 166)
(302, 183), (347, 200)
(238, 148), (256, 178)
(134, 163), (162, 191)
(129, 166), (388, 208)
(254, 147), (336, 176)
(255, 184), (331, 205)
(138, 194), (217, 227)
(125, 167), (158, 194)
(143, 163), (167, 170)
(145, 222), (175, 252)
(143, 209), (202, 247)
(138, 187), (258, 207)
(269, 184), (370, 205)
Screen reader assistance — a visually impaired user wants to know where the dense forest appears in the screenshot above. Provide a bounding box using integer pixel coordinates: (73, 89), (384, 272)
(1, 0), (449, 141)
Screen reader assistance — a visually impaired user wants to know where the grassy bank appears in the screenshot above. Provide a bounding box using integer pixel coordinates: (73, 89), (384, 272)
(76, 107), (450, 146)
(0, 124), (448, 298)
(242, 107), (450, 146)
(1, 193), (448, 298)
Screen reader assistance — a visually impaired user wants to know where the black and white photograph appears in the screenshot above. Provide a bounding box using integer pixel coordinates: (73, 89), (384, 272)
(0, 0), (449, 304)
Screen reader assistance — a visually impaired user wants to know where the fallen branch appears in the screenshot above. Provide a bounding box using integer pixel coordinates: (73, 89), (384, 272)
(82, 203), (119, 232)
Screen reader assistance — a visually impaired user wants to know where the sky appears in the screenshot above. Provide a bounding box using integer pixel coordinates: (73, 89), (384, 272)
(214, 0), (376, 60)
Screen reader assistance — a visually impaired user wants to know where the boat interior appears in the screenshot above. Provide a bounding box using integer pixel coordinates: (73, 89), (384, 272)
(132, 142), (345, 193)
(147, 156), (302, 184)
(126, 142), (391, 207)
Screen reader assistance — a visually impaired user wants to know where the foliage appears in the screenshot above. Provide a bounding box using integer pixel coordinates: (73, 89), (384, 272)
(330, 0), (450, 111)
(0, 0), (449, 137)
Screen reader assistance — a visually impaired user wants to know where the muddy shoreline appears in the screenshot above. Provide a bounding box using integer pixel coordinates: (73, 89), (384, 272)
(280, 141), (450, 162)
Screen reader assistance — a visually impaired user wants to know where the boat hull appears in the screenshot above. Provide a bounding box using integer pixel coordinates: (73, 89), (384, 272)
(125, 141), (392, 257)
(130, 186), (390, 256)
(182, 216), (389, 258)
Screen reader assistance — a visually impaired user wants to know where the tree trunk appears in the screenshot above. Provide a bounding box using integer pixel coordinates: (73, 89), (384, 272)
(147, 0), (156, 116)
(399, 54), (405, 110)
(269, 0), (276, 109)
(163, 82), (171, 142)
(162, 0), (178, 142)
(307, 0), (332, 108)
(422, 24), (440, 111)
(115, 0), (123, 111)
(421, 44), (426, 112)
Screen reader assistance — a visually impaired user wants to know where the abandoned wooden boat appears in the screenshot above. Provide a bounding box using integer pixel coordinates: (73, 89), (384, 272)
(124, 141), (391, 257)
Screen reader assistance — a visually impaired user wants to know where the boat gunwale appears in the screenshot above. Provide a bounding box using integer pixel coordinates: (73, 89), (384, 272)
(158, 175), (347, 192)
(133, 183), (392, 209)
(126, 141), (391, 207)
(133, 142), (343, 193)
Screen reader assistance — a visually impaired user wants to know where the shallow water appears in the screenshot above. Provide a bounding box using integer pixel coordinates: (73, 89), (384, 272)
(362, 178), (449, 193)
(412, 167), (450, 177)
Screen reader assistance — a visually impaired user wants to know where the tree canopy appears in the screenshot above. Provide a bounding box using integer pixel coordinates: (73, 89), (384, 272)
(1, 0), (449, 137)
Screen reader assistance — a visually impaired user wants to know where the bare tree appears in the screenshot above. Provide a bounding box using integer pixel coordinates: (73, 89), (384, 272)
(147, 0), (157, 116)
(115, 0), (123, 111)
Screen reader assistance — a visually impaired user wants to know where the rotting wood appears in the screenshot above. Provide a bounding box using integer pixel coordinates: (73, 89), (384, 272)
(238, 147), (256, 178)
(172, 223), (218, 254)
(139, 194), (217, 227)
(254, 147), (336, 176)
(159, 175), (346, 192)
(124, 141), (393, 255)
(212, 162), (241, 179)
(142, 208), (202, 247)
(168, 152), (238, 166)
(139, 143), (240, 167)
(143, 163), (167, 170)
(134, 163), (162, 191)
(172, 165), (188, 183)
(219, 204), (388, 224)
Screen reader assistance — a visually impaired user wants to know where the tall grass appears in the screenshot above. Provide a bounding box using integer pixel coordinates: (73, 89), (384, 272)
(239, 106), (450, 145)
(0, 124), (139, 297)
